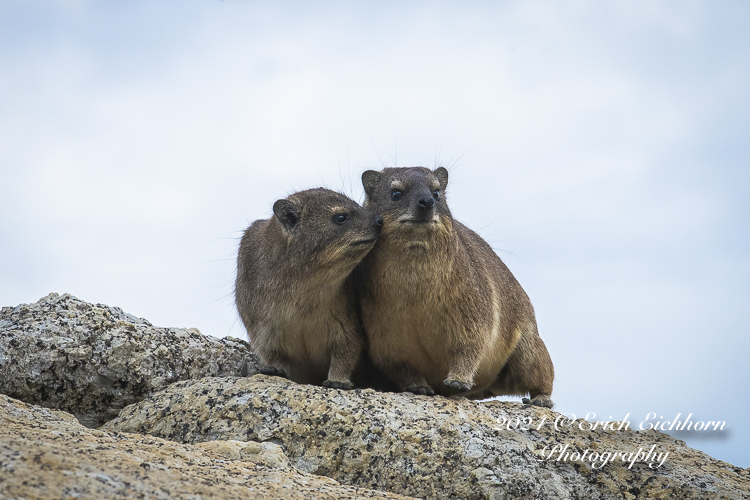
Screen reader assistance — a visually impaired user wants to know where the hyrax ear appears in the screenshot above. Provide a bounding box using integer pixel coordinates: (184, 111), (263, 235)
(434, 167), (449, 189)
(273, 199), (300, 230)
(361, 170), (381, 197)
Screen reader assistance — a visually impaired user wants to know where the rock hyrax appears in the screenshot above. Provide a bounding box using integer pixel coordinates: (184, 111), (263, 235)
(358, 167), (554, 407)
(235, 188), (383, 389)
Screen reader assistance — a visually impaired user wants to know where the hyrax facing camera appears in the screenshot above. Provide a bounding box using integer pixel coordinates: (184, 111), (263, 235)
(235, 188), (383, 389)
(357, 167), (554, 407)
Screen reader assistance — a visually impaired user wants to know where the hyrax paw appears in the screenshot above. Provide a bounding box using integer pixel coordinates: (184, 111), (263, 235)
(444, 379), (473, 393)
(404, 384), (435, 396)
(260, 366), (288, 378)
(522, 396), (554, 408)
(322, 379), (354, 390)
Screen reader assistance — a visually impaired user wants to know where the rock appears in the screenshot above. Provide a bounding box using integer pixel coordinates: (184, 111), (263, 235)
(196, 439), (293, 471)
(104, 375), (750, 500)
(0, 394), (411, 500)
(0, 293), (259, 427)
(4, 293), (748, 498)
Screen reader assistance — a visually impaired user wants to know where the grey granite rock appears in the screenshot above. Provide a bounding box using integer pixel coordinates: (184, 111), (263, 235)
(4, 293), (748, 499)
(0, 293), (259, 427)
(104, 375), (750, 500)
(0, 393), (412, 499)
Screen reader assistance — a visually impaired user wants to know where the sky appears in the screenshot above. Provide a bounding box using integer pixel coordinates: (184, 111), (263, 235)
(1, 1), (748, 468)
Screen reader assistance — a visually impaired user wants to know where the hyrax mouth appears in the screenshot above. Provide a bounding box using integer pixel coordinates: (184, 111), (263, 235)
(399, 219), (438, 226)
(351, 238), (377, 247)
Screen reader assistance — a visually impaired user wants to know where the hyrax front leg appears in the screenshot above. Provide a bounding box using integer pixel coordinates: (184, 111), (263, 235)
(444, 333), (484, 393)
(444, 363), (477, 393)
(321, 330), (363, 391)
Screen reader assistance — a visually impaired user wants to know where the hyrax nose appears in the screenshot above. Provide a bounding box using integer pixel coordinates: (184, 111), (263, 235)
(418, 197), (435, 209)
(375, 216), (384, 229)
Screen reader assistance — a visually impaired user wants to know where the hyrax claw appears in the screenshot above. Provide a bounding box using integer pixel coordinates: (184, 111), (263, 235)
(260, 366), (288, 378)
(322, 379), (355, 390)
(522, 396), (554, 408)
(405, 384), (435, 396)
(444, 379), (473, 393)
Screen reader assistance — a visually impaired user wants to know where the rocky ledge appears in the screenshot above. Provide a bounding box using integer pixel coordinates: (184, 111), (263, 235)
(1, 294), (748, 499)
(103, 375), (749, 500)
(0, 293), (258, 427)
(0, 394), (408, 499)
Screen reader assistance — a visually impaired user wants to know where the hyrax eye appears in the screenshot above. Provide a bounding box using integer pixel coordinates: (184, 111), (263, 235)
(391, 190), (403, 201)
(333, 214), (348, 225)
(432, 190), (440, 200)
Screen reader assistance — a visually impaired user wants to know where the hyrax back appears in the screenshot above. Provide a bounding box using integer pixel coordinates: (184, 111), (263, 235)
(235, 188), (382, 389)
(358, 167), (554, 406)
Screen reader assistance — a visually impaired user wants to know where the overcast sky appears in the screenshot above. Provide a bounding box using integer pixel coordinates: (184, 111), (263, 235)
(1, 1), (748, 468)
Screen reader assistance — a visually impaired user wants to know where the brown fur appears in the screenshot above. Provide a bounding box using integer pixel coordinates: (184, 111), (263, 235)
(357, 167), (554, 406)
(235, 188), (382, 389)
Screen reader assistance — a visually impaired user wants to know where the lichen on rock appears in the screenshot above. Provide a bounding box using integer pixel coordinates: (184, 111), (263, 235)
(0, 394), (411, 499)
(2, 293), (748, 499)
(0, 292), (259, 427)
(104, 375), (750, 500)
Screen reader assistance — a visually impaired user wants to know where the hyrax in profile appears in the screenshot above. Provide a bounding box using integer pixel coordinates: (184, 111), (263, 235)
(235, 188), (382, 389)
(358, 167), (554, 407)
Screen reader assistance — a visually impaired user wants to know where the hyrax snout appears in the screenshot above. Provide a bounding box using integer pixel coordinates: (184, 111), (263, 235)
(358, 167), (554, 407)
(235, 188), (383, 389)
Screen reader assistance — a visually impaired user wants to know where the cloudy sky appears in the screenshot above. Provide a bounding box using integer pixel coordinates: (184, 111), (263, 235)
(1, 1), (748, 467)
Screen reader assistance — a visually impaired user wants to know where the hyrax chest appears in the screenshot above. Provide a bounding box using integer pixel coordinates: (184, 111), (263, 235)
(265, 287), (350, 359)
(365, 258), (456, 350)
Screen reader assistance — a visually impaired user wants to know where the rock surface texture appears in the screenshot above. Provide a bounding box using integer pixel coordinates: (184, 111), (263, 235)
(2, 294), (748, 499)
(0, 394), (411, 499)
(105, 376), (750, 500)
(0, 293), (259, 427)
